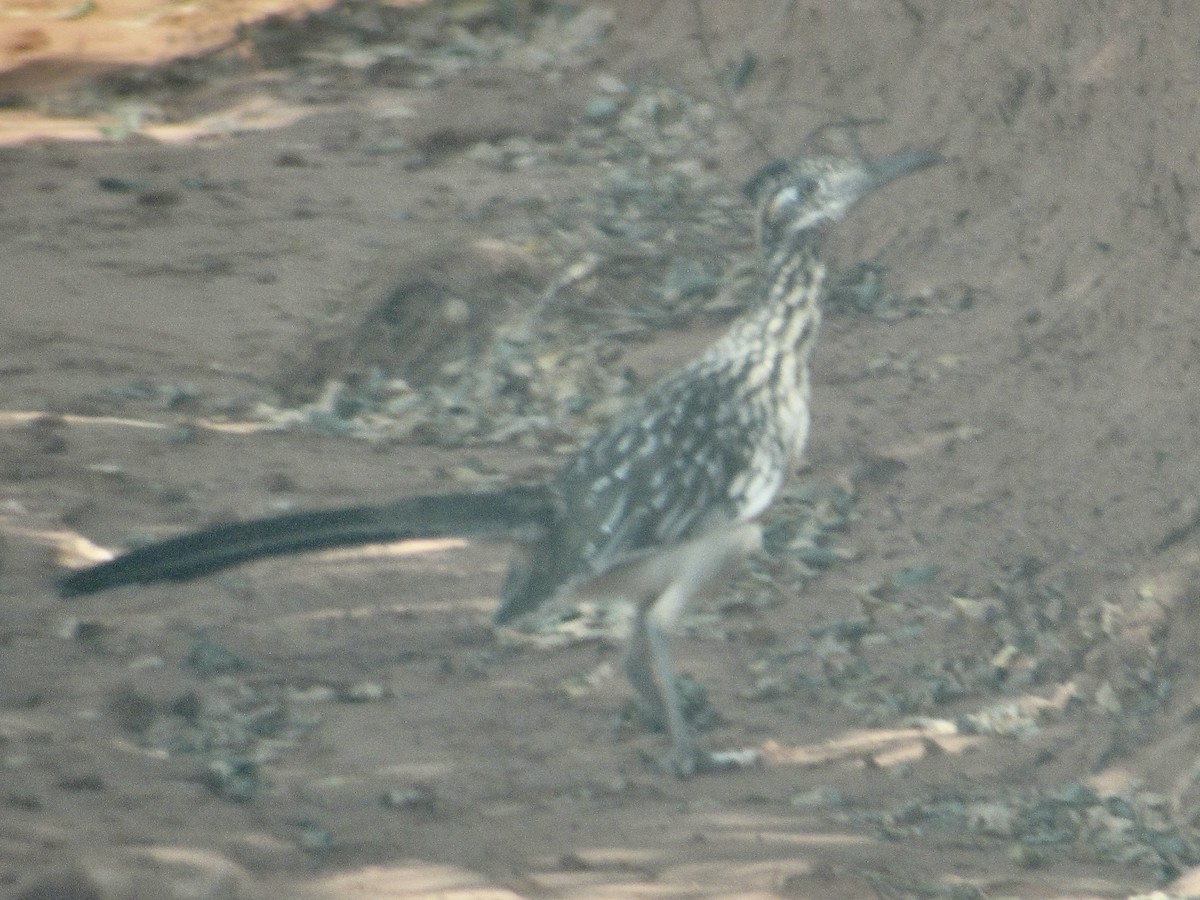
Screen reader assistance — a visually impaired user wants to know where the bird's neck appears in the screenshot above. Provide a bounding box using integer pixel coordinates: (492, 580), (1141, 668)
(732, 231), (826, 361)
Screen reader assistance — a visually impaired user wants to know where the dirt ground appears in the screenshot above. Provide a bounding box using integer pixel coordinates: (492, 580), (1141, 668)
(3, 1), (1200, 897)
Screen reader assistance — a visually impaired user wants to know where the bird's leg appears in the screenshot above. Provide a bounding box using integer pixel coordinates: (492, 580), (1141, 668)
(625, 604), (697, 775)
(622, 523), (763, 776)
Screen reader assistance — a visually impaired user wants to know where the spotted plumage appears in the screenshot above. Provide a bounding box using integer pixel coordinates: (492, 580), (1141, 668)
(58, 148), (941, 777)
(495, 153), (941, 624)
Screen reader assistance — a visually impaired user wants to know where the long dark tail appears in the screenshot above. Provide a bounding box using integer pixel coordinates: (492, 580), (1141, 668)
(58, 485), (557, 598)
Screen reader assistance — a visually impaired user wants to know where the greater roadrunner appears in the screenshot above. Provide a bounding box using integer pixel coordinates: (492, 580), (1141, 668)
(59, 147), (940, 775)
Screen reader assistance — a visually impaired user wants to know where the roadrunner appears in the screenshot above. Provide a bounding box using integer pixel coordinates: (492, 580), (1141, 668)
(59, 147), (940, 775)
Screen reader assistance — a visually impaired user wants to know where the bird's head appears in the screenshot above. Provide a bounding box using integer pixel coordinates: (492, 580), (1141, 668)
(745, 150), (942, 250)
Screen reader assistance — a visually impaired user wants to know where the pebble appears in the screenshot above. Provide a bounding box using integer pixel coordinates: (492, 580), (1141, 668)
(583, 95), (620, 124)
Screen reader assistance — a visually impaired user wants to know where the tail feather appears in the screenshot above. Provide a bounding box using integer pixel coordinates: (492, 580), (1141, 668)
(57, 485), (557, 598)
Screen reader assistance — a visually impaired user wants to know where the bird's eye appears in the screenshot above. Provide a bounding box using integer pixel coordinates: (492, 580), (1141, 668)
(743, 158), (791, 201)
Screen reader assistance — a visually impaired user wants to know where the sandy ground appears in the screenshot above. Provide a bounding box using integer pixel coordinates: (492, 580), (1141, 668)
(3, 1), (1200, 897)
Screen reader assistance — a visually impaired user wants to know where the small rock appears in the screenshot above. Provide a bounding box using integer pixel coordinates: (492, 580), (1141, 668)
(442, 297), (471, 325)
(380, 785), (437, 812)
(288, 684), (337, 704)
(965, 801), (1018, 837)
(583, 95), (620, 124)
(1010, 843), (1049, 869)
(791, 786), (845, 809)
(297, 823), (333, 852)
(339, 681), (388, 703)
(204, 758), (261, 804)
(593, 73), (627, 95)
(185, 633), (248, 676)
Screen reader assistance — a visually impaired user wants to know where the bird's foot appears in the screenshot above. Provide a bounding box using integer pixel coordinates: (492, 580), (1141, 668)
(645, 740), (702, 778)
(642, 743), (762, 778)
(618, 674), (723, 735)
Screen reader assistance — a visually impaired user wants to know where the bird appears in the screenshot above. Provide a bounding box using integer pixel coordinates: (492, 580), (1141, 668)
(58, 145), (941, 776)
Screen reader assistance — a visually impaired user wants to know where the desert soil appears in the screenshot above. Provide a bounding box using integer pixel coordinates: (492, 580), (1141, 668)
(3, 1), (1200, 898)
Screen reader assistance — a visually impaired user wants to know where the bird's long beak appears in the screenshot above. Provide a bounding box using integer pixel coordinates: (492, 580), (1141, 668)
(864, 150), (943, 192)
